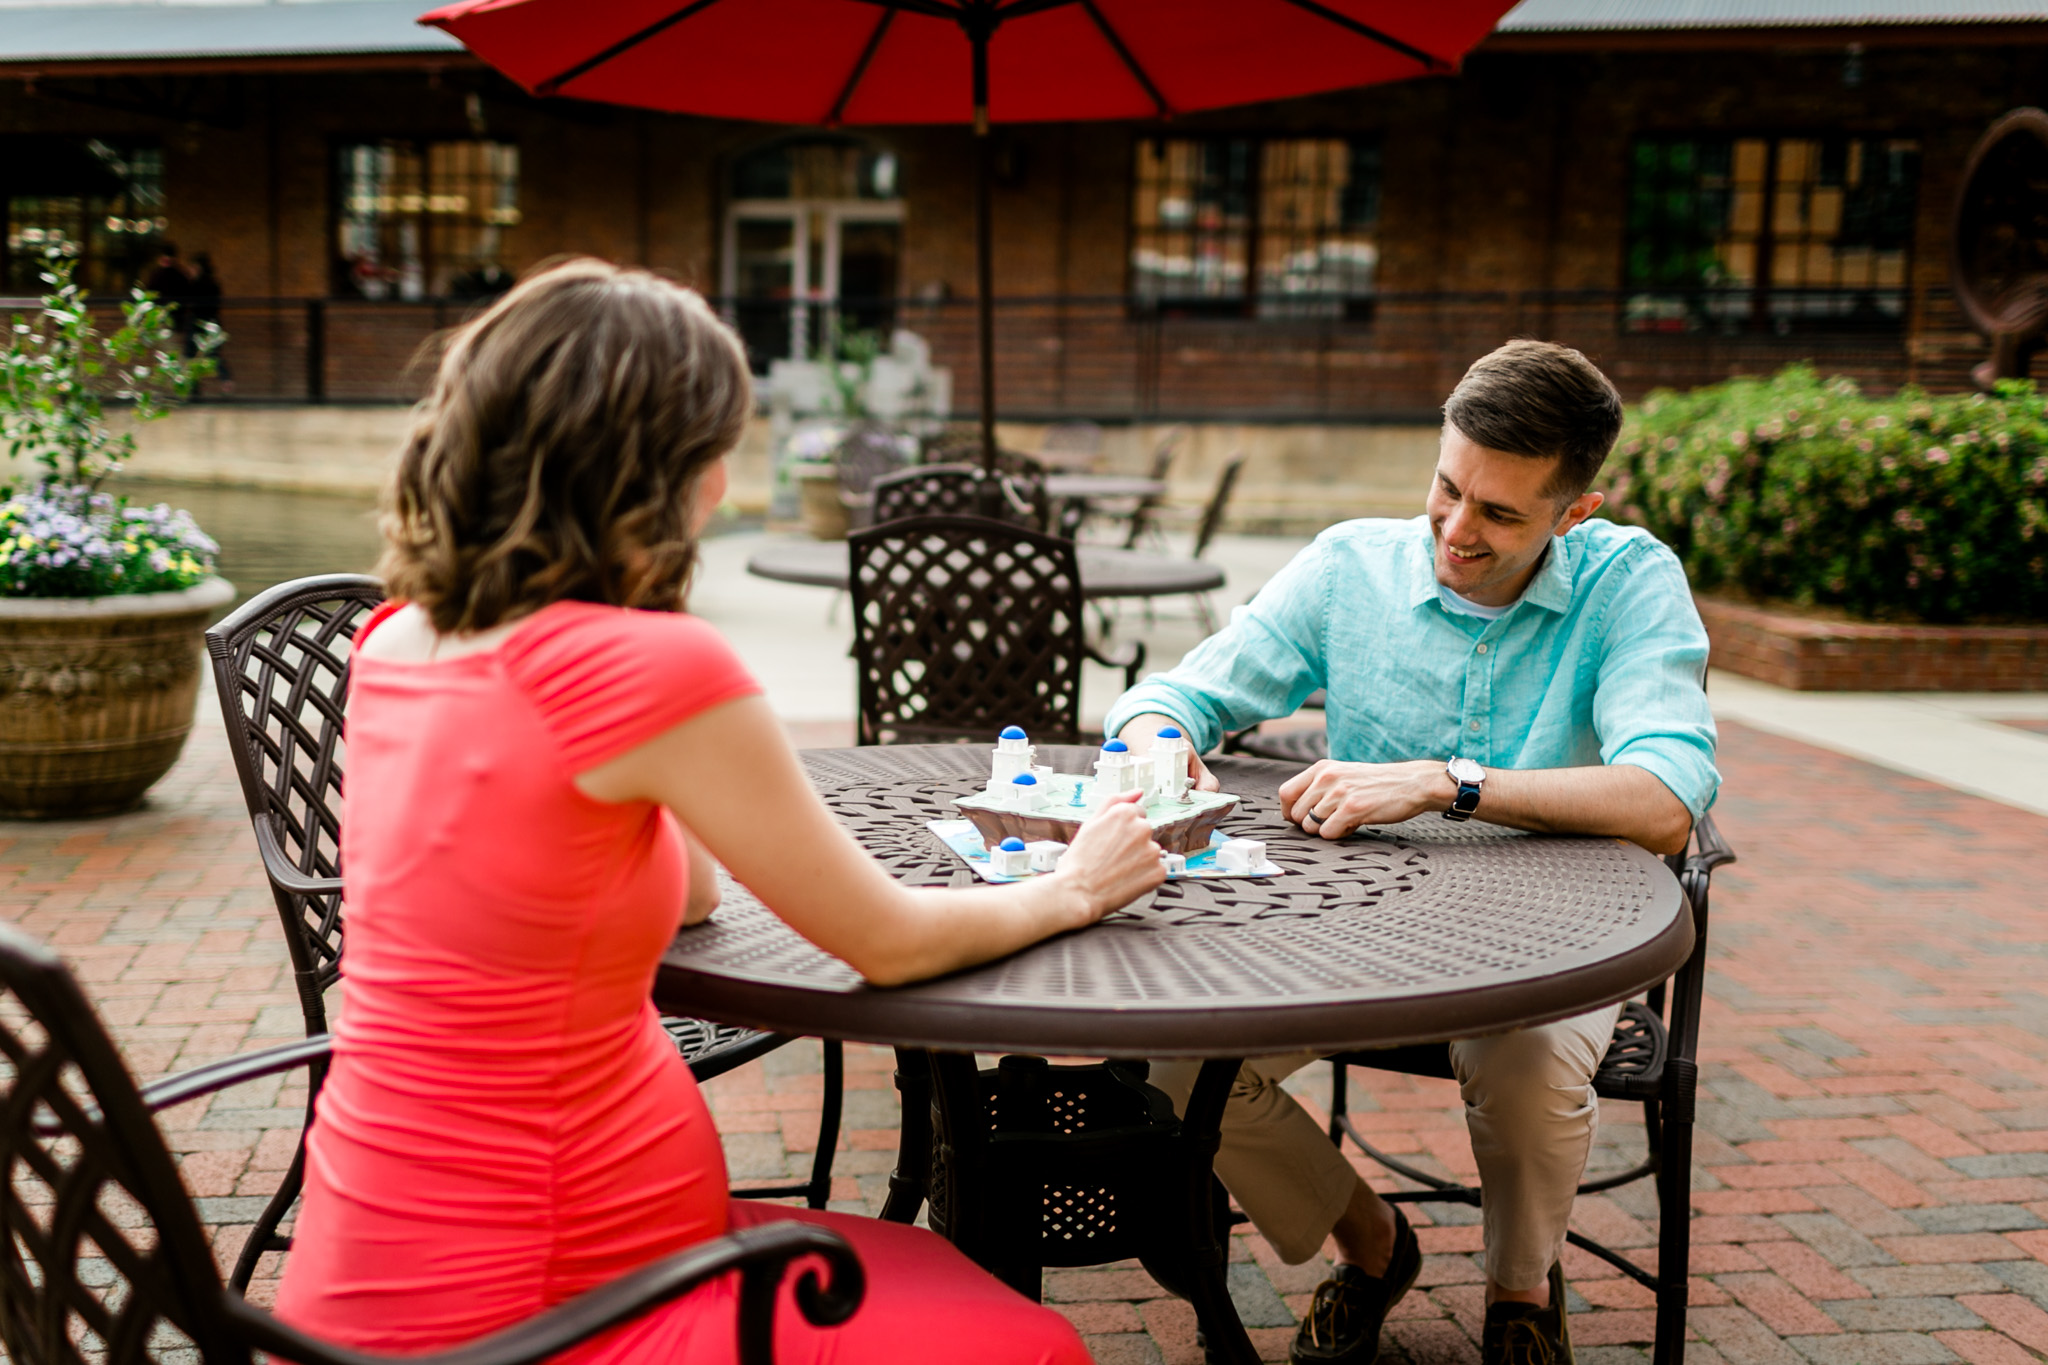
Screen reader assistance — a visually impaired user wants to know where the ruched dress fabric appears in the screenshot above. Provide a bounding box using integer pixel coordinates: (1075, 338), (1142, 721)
(274, 600), (1087, 1365)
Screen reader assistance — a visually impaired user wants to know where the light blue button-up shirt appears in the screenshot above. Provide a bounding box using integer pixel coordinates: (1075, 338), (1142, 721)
(1104, 516), (1720, 817)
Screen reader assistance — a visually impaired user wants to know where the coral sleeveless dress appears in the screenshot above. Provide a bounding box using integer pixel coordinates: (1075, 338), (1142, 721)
(274, 600), (1086, 1365)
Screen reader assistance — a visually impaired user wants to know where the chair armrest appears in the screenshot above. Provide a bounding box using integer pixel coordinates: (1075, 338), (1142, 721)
(35, 1035), (331, 1136)
(254, 818), (344, 898)
(1687, 812), (1736, 876)
(223, 1220), (865, 1365)
(1085, 639), (1147, 690)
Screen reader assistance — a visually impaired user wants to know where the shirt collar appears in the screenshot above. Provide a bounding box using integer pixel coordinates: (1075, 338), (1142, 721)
(1405, 521), (1577, 615)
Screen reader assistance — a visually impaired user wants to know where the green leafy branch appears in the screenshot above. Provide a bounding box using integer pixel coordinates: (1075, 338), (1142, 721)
(0, 249), (223, 493)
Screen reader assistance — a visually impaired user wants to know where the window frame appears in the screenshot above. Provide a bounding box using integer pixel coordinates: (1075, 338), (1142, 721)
(328, 136), (523, 302)
(1126, 131), (1383, 322)
(1622, 128), (1922, 335)
(1, 137), (166, 298)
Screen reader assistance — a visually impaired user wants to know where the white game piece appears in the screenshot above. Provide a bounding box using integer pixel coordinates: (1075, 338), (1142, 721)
(1093, 737), (1143, 796)
(1008, 772), (1044, 810)
(1217, 838), (1266, 872)
(1148, 727), (1192, 801)
(992, 837), (1032, 876)
(988, 725), (1035, 790)
(1027, 840), (1068, 872)
(1159, 850), (1186, 876)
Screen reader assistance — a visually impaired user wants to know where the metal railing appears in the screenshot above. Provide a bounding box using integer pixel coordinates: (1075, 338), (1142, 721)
(0, 288), (1983, 416)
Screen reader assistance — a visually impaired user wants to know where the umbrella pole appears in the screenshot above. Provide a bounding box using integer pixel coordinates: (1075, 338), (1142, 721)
(972, 23), (998, 476)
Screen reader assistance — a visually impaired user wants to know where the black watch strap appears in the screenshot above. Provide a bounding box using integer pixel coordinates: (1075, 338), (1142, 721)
(1444, 779), (1482, 821)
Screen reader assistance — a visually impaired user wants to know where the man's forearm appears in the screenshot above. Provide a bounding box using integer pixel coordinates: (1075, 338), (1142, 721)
(1462, 764), (1693, 856)
(1279, 759), (1694, 856)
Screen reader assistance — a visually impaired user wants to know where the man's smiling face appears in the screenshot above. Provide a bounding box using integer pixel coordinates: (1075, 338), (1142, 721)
(1426, 424), (1604, 607)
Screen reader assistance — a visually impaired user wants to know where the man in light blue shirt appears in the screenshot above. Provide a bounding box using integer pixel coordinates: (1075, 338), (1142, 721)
(1105, 342), (1717, 1365)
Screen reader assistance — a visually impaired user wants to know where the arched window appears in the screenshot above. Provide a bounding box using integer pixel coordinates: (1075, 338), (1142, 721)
(723, 135), (902, 370)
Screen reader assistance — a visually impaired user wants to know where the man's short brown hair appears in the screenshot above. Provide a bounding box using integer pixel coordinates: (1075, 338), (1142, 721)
(1441, 340), (1623, 499)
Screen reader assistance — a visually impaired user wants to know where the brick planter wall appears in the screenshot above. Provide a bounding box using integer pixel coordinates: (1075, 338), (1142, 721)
(1698, 597), (2048, 691)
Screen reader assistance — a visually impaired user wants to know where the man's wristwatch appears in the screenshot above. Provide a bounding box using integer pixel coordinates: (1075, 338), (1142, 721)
(1443, 756), (1485, 821)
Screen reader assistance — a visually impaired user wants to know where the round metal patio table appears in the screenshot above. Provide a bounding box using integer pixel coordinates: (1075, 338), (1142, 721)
(654, 745), (1692, 1365)
(745, 538), (1223, 601)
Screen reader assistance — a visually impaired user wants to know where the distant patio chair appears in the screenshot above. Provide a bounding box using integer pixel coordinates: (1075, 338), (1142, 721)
(871, 463), (1045, 531)
(834, 423), (912, 531)
(206, 574), (844, 1292)
(1115, 425), (1188, 549)
(850, 515), (1143, 746)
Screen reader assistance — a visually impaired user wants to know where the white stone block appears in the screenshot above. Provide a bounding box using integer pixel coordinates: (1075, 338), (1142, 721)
(1027, 841), (1068, 872)
(1217, 839), (1266, 872)
(1159, 851), (1187, 876)
(992, 843), (1033, 876)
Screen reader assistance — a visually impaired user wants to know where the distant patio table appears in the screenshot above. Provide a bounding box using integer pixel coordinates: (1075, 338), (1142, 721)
(1042, 474), (1165, 502)
(745, 537), (1221, 600)
(655, 745), (1693, 1365)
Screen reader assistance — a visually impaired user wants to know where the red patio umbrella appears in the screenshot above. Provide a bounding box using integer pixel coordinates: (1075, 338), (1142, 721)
(420, 0), (1518, 466)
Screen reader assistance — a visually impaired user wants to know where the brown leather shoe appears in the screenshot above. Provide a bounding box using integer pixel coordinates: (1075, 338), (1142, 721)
(1289, 1206), (1421, 1364)
(1481, 1261), (1575, 1365)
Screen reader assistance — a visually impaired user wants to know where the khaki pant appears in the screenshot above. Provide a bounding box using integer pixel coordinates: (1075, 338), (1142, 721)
(1151, 1004), (1620, 1291)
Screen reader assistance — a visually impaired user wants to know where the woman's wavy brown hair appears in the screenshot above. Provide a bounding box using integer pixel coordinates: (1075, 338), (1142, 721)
(378, 258), (752, 633)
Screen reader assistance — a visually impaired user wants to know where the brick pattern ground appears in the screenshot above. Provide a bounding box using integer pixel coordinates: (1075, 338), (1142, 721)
(2, 715), (2046, 1365)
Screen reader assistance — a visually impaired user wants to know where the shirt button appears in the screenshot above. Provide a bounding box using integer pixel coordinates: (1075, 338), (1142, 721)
(1468, 720), (1481, 731)
(1476, 643), (1489, 655)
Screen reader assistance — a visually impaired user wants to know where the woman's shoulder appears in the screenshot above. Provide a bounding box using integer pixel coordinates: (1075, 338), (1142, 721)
(500, 603), (759, 770)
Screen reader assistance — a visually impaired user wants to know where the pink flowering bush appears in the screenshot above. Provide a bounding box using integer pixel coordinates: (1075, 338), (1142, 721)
(1601, 365), (2048, 623)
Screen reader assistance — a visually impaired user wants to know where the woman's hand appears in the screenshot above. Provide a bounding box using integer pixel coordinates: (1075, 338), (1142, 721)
(1052, 789), (1167, 927)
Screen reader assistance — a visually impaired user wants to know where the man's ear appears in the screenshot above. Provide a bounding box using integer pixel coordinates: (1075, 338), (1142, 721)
(1552, 489), (1604, 537)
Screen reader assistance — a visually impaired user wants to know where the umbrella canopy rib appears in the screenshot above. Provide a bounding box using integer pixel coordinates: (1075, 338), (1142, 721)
(1275, 0), (1448, 70)
(827, 7), (895, 126)
(1076, 0), (1170, 119)
(534, 0), (725, 97)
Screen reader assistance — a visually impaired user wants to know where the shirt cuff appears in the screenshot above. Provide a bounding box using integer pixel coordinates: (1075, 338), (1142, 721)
(1103, 684), (1213, 755)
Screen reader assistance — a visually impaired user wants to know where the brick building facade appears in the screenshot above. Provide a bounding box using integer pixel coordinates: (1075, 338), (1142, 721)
(2, 3), (2044, 417)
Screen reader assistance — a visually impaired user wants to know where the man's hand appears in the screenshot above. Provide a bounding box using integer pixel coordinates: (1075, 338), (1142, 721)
(1114, 712), (1220, 792)
(1277, 760), (1452, 839)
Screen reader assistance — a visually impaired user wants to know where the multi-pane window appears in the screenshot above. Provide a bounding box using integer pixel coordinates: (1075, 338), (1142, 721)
(1626, 135), (1919, 332)
(1131, 137), (1380, 318)
(3, 140), (165, 295)
(333, 140), (520, 300)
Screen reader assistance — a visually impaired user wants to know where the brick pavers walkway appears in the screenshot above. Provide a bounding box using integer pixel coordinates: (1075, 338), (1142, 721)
(3, 713), (2046, 1365)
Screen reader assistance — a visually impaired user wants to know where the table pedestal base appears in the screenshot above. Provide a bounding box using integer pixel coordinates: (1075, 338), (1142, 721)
(882, 1050), (1256, 1364)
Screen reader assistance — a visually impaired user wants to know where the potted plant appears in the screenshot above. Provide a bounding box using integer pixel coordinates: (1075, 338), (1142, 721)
(0, 250), (227, 818)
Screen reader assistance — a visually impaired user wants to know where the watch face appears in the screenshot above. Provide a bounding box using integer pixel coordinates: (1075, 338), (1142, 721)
(1447, 757), (1484, 784)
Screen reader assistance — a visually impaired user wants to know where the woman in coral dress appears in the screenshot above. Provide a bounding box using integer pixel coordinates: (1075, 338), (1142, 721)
(272, 260), (1164, 1363)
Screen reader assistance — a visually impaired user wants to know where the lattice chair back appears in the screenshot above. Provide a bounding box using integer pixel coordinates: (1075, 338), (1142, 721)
(870, 465), (984, 525)
(833, 424), (912, 530)
(871, 465), (1047, 532)
(0, 922), (248, 1364)
(205, 575), (382, 1038)
(849, 516), (1086, 746)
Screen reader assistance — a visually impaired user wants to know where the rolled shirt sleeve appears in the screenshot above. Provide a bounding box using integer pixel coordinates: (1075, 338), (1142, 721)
(1591, 546), (1721, 818)
(1103, 533), (1334, 754)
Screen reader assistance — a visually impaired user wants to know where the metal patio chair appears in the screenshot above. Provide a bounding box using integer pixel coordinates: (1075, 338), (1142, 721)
(870, 463), (1046, 530)
(849, 516), (1143, 746)
(205, 574), (843, 1293)
(1318, 814), (1735, 1365)
(0, 920), (862, 1365)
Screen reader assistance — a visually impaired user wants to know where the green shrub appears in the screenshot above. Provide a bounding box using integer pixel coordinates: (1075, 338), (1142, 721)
(1602, 365), (2048, 623)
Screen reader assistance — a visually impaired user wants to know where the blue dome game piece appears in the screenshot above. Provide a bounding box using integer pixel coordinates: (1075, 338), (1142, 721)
(1102, 739), (1128, 752)
(1158, 726), (1182, 739)
(998, 837), (1027, 851)
(1011, 772), (1038, 785)
(1000, 725), (1027, 739)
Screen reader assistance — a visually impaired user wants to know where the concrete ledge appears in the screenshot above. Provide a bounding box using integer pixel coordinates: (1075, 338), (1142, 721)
(106, 406), (1439, 533)
(1700, 597), (2048, 692)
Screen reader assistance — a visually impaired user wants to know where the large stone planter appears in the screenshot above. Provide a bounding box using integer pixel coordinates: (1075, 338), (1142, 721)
(0, 577), (235, 819)
(792, 463), (849, 541)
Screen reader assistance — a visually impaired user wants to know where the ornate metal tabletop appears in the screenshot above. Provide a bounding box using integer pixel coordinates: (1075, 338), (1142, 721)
(655, 746), (1693, 1057)
(744, 540), (1224, 600)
